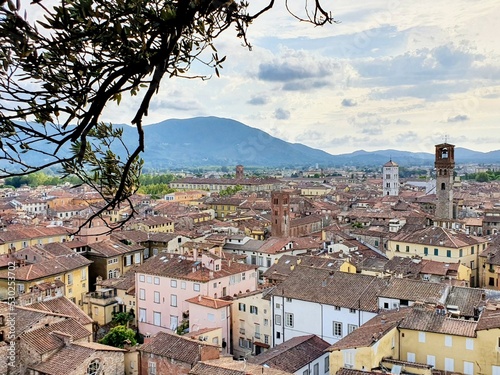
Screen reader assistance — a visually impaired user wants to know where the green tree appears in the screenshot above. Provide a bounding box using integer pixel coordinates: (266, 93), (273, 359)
(112, 311), (134, 327)
(99, 325), (137, 348)
(476, 172), (490, 182)
(0, 0), (334, 231)
(0, 1), (335, 230)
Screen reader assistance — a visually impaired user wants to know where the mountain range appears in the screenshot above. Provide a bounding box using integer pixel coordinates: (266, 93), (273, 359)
(119, 117), (500, 169)
(7, 117), (500, 171)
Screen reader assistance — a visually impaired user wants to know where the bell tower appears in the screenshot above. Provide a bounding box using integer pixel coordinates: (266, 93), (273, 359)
(434, 142), (455, 220)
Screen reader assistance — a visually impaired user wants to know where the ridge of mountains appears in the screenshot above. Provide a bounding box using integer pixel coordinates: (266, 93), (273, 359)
(119, 117), (500, 169)
(8, 117), (500, 171)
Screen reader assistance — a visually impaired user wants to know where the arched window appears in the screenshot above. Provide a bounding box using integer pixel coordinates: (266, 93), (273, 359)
(108, 270), (113, 279)
(441, 183), (446, 190)
(87, 359), (101, 375)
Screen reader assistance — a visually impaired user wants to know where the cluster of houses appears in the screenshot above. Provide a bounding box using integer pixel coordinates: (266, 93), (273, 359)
(1, 145), (500, 374)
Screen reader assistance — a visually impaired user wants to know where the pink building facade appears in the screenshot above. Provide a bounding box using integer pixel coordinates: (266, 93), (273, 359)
(187, 296), (233, 355)
(136, 253), (258, 338)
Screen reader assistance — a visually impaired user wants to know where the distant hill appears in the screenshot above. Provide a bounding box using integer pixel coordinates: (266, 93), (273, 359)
(122, 117), (500, 168)
(4, 117), (500, 170)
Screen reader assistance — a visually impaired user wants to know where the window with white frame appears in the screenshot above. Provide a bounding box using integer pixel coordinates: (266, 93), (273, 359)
(153, 311), (161, 326)
(146, 276), (152, 284)
(171, 279), (177, 288)
(419, 331), (426, 343)
(445, 335), (452, 347)
(67, 273), (73, 285)
(464, 361), (474, 375)
(148, 361), (156, 375)
(427, 355), (435, 368)
(170, 294), (177, 307)
(193, 283), (200, 292)
(285, 313), (294, 327)
(134, 253), (141, 264)
(238, 303), (246, 312)
(139, 274), (145, 282)
(154, 277), (159, 285)
(139, 288), (145, 300)
(407, 352), (415, 362)
(445, 358), (454, 372)
(139, 308), (146, 322)
(275, 314), (282, 325)
(125, 255), (132, 266)
(348, 324), (357, 333)
(466, 338), (474, 350)
(250, 305), (258, 314)
(154, 291), (160, 303)
(81, 269), (87, 281)
(324, 356), (330, 372)
(333, 321), (342, 337)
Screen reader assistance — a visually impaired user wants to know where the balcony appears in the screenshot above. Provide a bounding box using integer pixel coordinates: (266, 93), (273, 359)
(86, 288), (117, 306)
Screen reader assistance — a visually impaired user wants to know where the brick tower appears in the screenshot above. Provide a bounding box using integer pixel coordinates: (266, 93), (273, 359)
(271, 190), (290, 238)
(435, 143), (455, 220)
(235, 165), (244, 180)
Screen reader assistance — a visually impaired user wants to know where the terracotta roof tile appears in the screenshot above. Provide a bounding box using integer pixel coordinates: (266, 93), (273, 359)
(327, 309), (410, 351)
(377, 278), (448, 304)
(250, 335), (330, 372)
(21, 318), (91, 354)
(398, 304), (476, 337)
(28, 296), (93, 326)
(139, 331), (216, 364)
(270, 266), (385, 312)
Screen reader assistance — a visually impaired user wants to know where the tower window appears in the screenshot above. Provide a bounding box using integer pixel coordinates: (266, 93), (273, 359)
(441, 183), (446, 190)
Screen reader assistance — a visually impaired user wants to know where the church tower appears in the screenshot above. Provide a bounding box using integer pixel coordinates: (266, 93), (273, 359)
(271, 190), (290, 238)
(435, 142), (455, 220)
(382, 160), (399, 196)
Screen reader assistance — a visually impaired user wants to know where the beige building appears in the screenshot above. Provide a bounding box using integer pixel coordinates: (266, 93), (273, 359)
(231, 288), (273, 359)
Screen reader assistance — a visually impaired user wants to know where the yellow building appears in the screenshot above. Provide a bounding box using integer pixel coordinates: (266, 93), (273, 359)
(83, 270), (137, 326)
(231, 289), (273, 359)
(0, 243), (92, 306)
(398, 302), (500, 375)
(127, 216), (175, 233)
(300, 185), (332, 197)
(0, 226), (73, 255)
(387, 226), (488, 287)
(164, 190), (209, 203)
(208, 198), (245, 220)
(328, 299), (500, 375)
(85, 239), (145, 287)
(328, 309), (407, 374)
(478, 242), (500, 290)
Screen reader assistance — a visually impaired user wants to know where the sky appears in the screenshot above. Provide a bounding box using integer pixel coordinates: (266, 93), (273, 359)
(33, 1), (500, 156)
